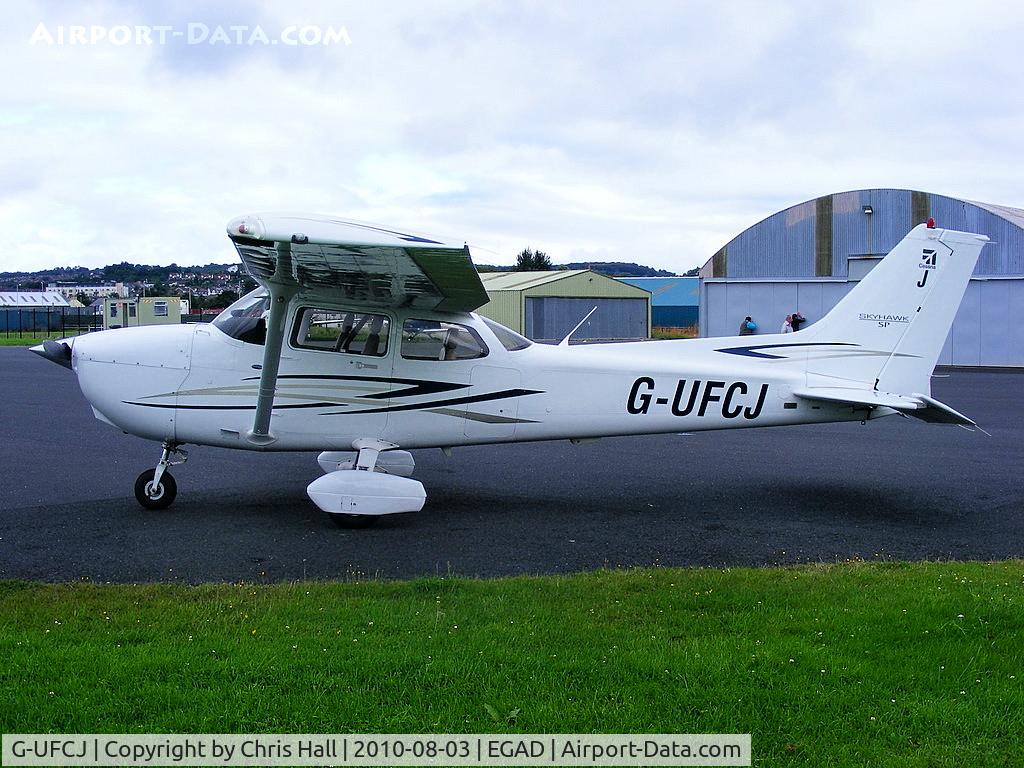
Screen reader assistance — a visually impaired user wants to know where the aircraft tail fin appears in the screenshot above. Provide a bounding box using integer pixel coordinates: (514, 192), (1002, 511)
(797, 223), (988, 396)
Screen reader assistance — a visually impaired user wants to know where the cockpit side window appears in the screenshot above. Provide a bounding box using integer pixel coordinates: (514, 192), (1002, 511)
(212, 290), (270, 345)
(401, 319), (488, 361)
(291, 307), (391, 357)
(481, 316), (532, 351)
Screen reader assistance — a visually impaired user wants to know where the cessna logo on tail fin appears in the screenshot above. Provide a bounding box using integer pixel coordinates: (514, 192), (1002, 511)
(917, 248), (937, 288)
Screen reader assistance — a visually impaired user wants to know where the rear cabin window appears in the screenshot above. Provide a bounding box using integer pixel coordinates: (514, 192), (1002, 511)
(292, 308), (391, 357)
(401, 319), (488, 361)
(481, 317), (532, 351)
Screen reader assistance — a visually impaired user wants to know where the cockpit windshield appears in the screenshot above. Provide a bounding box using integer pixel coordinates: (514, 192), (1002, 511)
(481, 316), (532, 351)
(212, 289), (270, 345)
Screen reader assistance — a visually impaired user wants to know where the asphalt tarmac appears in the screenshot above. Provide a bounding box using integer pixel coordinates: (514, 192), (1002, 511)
(2, 346), (1022, 583)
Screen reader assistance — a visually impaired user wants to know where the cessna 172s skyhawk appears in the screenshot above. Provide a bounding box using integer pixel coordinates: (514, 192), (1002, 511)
(33, 215), (988, 526)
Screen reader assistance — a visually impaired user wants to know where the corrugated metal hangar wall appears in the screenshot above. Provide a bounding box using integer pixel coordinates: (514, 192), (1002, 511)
(700, 189), (1024, 366)
(478, 270), (651, 342)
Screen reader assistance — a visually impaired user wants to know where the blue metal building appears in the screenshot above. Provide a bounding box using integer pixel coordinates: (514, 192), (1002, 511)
(699, 189), (1024, 366)
(617, 277), (699, 328)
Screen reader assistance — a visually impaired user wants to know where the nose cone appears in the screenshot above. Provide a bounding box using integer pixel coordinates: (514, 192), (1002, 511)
(30, 339), (73, 369)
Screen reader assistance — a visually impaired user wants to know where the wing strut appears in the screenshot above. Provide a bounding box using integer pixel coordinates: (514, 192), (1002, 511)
(247, 243), (299, 445)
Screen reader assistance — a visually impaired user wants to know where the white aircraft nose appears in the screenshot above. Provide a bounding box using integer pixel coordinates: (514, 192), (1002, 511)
(73, 324), (194, 368)
(71, 324), (195, 441)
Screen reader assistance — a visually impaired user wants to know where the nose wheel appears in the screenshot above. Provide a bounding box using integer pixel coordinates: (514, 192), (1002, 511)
(134, 442), (187, 510)
(134, 469), (177, 509)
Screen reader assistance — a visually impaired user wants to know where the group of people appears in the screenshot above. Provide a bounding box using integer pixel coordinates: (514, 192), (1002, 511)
(738, 311), (806, 336)
(780, 310), (806, 334)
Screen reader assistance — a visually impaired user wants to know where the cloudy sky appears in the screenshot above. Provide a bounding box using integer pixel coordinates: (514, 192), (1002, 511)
(2, 1), (1022, 274)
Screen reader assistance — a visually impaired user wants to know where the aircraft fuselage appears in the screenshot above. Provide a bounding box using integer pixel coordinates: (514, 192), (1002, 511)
(69, 301), (867, 454)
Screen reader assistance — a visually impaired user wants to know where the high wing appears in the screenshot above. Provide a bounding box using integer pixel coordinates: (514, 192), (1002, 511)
(227, 213), (488, 313)
(225, 213), (489, 445)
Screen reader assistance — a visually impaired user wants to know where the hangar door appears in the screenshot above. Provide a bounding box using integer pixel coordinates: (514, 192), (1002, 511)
(525, 297), (648, 341)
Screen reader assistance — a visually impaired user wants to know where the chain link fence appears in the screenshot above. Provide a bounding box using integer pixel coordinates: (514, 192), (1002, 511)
(1, 307), (103, 339)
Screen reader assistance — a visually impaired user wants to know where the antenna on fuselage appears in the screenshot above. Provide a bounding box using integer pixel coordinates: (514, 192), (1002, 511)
(558, 306), (598, 347)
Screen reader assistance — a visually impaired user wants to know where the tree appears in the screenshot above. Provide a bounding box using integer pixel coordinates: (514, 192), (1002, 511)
(210, 289), (240, 308)
(514, 247), (552, 271)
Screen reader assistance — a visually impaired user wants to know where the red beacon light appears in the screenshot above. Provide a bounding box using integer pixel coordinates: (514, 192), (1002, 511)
(926, 217), (936, 228)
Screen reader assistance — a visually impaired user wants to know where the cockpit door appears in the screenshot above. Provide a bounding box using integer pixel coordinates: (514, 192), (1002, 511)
(279, 305), (396, 445)
(463, 365), (522, 440)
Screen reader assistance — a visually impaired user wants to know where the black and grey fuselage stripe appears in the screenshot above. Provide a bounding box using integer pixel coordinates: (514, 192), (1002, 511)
(123, 401), (340, 411)
(715, 342), (858, 359)
(321, 388), (542, 415)
(715, 342), (919, 360)
(242, 374), (469, 400)
(125, 375), (542, 415)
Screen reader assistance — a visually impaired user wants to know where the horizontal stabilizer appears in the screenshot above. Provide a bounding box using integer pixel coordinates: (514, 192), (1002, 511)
(909, 393), (977, 425)
(793, 387), (976, 427)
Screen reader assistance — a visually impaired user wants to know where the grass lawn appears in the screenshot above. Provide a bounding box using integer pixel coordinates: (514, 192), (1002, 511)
(0, 330), (93, 346)
(1, 562), (1021, 766)
(651, 326), (699, 340)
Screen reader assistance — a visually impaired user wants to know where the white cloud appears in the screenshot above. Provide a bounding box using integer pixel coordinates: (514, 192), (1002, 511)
(1, 0), (1022, 274)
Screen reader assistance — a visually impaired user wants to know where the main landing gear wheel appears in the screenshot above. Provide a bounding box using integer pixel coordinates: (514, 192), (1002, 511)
(134, 469), (177, 510)
(330, 514), (380, 529)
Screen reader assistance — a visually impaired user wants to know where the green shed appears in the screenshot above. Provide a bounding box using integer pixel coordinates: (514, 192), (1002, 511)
(477, 270), (651, 341)
(103, 297), (183, 329)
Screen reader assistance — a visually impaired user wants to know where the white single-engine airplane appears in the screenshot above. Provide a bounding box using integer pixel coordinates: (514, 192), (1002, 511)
(33, 215), (988, 526)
